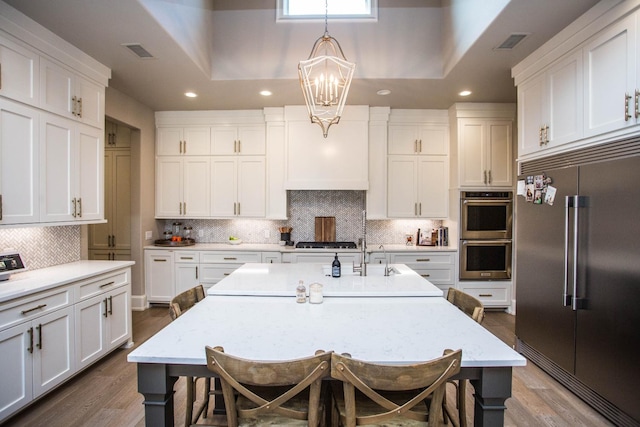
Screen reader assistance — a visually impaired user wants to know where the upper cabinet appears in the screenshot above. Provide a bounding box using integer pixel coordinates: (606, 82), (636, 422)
(211, 125), (265, 155)
(513, 1), (640, 160)
(388, 123), (448, 155)
(449, 103), (515, 189)
(156, 127), (210, 156)
(0, 2), (109, 227)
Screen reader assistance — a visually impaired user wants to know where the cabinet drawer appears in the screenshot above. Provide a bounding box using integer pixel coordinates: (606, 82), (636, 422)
(410, 267), (454, 284)
(459, 285), (510, 306)
(76, 269), (129, 301)
(200, 252), (261, 263)
(175, 251), (200, 263)
(390, 253), (454, 265)
(0, 286), (73, 331)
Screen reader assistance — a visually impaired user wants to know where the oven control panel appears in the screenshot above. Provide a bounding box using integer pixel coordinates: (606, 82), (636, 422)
(0, 252), (26, 281)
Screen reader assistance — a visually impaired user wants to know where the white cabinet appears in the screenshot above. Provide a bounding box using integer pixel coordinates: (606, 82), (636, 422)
(387, 156), (448, 218)
(458, 282), (512, 308)
(518, 51), (583, 156)
(0, 99), (39, 225)
(199, 251), (262, 291)
(211, 156), (265, 218)
(105, 120), (131, 149)
(211, 125), (265, 155)
(457, 118), (513, 187)
(40, 113), (103, 223)
(281, 252), (361, 265)
(262, 252), (282, 264)
(145, 250), (175, 303)
(584, 13), (638, 138)
(0, 286), (75, 421)
(156, 126), (211, 156)
(0, 33), (39, 106)
(39, 57), (103, 129)
(388, 123), (448, 155)
(388, 251), (456, 293)
(174, 251), (200, 295)
(89, 148), (130, 257)
(155, 156), (210, 218)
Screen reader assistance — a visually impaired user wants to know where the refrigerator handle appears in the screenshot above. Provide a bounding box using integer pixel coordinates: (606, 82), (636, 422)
(563, 196), (574, 307)
(572, 195), (587, 311)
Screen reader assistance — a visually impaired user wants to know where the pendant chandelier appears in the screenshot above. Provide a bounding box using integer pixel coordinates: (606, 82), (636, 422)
(298, 1), (355, 138)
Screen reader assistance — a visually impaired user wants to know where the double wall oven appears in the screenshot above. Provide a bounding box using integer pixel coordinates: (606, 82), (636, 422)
(460, 191), (513, 280)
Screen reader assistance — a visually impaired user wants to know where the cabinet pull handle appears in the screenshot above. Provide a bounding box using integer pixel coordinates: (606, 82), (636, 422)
(154, 258), (167, 262)
(100, 281), (115, 288)
(72, 96), (77, 116)
(179, 202), (183, 215)
(104, 298), (109, 317)
(234, 202), (237, 215)
(181, 257), (194, 260)
(416, 258), (430, 262)
(77, 97), (82, 118)
(183, 202), (186, 215)
(36, 324), (42, 350)
(72, 198), (77, 217)
(196, 266), (199, 279)
(28, 327), (34, 354)
(414, 202), (417, 216)
(484, 170), (487, 184)
(488, 170), (492, 184)
(21, 304), (47, 315)
(0, 194), (3, 220)
(544, 125), (549, 144)
(108, 296), (113, 315)
(538, 126), (544, 146)
(237, 202), (240, 216)
(421, 274), (431, 278)
(418, 202), (421, 216)
(479, 294), (493, 297)
(111, 234), (115, 247)
(625, 93), (632, 121)
(223, 257), (237, 260)
(635, 89), (640, 119)
(418, 139), (422, 153)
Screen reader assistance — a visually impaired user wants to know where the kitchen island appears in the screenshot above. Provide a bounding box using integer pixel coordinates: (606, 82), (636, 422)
(129, 263), (525, 427)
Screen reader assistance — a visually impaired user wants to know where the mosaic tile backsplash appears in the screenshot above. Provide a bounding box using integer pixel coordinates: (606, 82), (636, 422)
(164, 191), (442, 245)
(0, 226), (81, 270)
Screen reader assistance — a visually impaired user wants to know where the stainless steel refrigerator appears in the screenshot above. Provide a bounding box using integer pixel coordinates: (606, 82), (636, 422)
(515, 139), (640, 426)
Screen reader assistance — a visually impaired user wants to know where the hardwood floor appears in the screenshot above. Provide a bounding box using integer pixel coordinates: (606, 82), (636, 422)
(2, 307), (615, 427)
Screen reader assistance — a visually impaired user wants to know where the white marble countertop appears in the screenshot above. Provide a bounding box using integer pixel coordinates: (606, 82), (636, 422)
(144, 243), (457, 252)
(127, 295), (526, 368)
(0, 260), (135, 303)
(207, 263), (443, 297)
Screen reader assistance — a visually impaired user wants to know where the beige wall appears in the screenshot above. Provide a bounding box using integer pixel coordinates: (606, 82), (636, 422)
(105, 87), (157, 301)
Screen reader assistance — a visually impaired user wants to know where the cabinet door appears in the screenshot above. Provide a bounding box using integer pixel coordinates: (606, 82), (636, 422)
(387, 156), (417, 218)
(237, 157), (265, 217)
(156, 127), (183, 155)
(388, 125), (419, 154)
(76, 124), (103, 221)
(32, 307), (75, 398)
(237, 125), (266, 155)
(76, 76), (104, 129)
(40, 113), (74, 222)
(518, 74), (547, 157)
(486, 121), (512, 187)
(183, 127), (211, 155)
(211, 157), (237, 217)
(0, 99), (39, 225)
(211, 127), (237, 155)
(175, 264), (199, 295)
(106, 285), (131, 349)
(584, 14), (636, 137)
(155, 157), (183, 217)
(74, 294), (107, 370)
(0, 323), (32, 420)
(417, 157), (448, 218)
(112, 150), (131, 249)
(547, 50), (583, 147)
(458, 119), (487, 187)
(417, 125), (448, 155)
(145, 251), (175, 303)
(39, 57), (74, 119)
(0, 34), (39, 106)
(183, 157), (210, 217)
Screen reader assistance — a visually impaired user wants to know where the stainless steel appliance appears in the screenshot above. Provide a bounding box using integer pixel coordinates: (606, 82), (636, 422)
(460, 191), (513, 280)
(459, 239), (512, 280)
(295, 242), (357, 249)
(515, 139), (640, 426)
(460, 191), (513, 239)
(0, 251), (26, 281)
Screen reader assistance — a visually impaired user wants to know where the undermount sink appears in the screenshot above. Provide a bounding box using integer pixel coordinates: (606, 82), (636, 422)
(321, 264), (401, 276)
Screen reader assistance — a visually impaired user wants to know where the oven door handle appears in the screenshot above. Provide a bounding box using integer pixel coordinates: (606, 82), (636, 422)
(462, 199), (512, 205)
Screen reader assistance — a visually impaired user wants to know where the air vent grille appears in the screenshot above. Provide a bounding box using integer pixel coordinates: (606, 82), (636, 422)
(494, 33), (529, 50)
(122, 43), (155, 59)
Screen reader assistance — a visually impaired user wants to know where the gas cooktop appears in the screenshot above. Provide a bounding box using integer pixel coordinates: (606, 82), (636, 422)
(295, 241), (358, 249)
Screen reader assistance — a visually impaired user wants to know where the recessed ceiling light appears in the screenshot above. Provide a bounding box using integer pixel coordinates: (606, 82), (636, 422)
(377, 89), (391, 96)
(459, 90), (472, 97)
(184, 92), (197, 98)
(260, 90), (272, 96)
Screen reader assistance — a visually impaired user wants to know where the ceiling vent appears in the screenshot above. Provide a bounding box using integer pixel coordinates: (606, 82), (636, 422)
(122, 43), (155, 59)
(494, 33), (530, 50)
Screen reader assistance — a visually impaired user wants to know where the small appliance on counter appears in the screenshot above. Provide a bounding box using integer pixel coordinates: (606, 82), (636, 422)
(279, 227), (293, 246)
(0, 251), (27, 281)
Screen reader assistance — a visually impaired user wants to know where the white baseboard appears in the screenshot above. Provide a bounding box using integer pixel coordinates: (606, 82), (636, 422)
(507, 299), (516, 315)
(131, 294), (148, 311)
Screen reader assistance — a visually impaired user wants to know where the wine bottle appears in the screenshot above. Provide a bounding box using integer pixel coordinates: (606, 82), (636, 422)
(332, 253), (341, 277)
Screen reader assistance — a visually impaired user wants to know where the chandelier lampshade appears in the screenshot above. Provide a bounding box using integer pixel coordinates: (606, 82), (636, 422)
(298, 26), (355, 137)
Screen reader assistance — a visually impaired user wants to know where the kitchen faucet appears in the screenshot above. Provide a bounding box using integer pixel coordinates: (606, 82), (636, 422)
(353, 210), (367, 276)
(379, 244), (391, 276)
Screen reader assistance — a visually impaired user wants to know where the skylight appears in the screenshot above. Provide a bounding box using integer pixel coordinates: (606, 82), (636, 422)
(277, 0), (377, 21)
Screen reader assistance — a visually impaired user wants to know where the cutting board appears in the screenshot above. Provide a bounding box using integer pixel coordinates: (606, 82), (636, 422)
(315, 217), (336, 242)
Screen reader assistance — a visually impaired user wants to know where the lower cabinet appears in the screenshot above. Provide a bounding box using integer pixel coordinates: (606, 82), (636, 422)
(389, 251), (456, 293)
(458, 281), (512, 308)
(0, 266), (132, 422)
(281, 252), (361, 264)
(145, 250), (174, 303)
